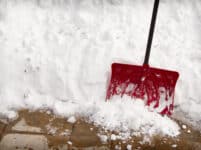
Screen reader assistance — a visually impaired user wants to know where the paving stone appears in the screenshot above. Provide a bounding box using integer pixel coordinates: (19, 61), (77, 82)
(0, 134), (48, 150)
(0, 122), (6, 135)
(18, 110), (73, 136)
(187, 141), (201, 150)
(70, 122), (101, 147)
(71, 146), (110, 150)
(48, 145), (110, 150)
(0, 122), (6, 141)
(12, 118), (42, 133)
(49, 118), (73, 135)
(47, 134), (70, 149)
(49, 144), (68, 150)
(19, 110), (50, 128)
(1, 110), (201, 149)
(71, 135), (101, 147)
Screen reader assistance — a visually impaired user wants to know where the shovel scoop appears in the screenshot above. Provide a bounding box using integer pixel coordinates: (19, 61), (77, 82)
(106, 0), (179, 115)
(106, 63), (179, 115)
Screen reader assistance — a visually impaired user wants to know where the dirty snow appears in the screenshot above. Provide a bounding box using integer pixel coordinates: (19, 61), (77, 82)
(0, 0), (201, 138)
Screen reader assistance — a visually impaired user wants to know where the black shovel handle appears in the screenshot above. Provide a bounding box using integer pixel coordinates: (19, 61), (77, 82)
(143, 0), (160, 65)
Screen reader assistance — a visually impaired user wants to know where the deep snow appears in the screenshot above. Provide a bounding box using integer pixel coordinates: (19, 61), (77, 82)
(0, 0), (201, 138)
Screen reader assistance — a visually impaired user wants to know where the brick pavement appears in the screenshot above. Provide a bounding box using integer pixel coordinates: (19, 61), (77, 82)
(0, 110), (201, 150)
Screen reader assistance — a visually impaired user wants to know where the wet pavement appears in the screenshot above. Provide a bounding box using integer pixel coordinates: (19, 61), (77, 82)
(0, 109), (201, 150)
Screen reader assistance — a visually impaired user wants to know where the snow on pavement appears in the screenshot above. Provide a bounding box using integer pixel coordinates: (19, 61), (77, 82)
(0, 0), (201, 138)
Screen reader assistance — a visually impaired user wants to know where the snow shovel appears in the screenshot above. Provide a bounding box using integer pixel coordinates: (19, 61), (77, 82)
(106, 0), (179, 115)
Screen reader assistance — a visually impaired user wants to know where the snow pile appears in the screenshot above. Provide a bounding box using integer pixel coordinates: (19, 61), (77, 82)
(0, 0), (201, 137)
(89, 97), (180, 137)
(52, 96), (180, 138)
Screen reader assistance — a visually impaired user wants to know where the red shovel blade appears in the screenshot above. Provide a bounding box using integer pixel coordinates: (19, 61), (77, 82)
(106, 63), (179, 115)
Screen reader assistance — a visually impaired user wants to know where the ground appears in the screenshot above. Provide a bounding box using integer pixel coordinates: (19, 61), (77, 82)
(0, 110), (201, 150)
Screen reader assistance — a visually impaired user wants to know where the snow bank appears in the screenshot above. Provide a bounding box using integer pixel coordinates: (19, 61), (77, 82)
(0, 0), (201, 137)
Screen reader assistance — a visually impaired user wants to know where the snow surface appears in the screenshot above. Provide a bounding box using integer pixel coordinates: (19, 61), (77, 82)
(0, 0), (201, 137)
